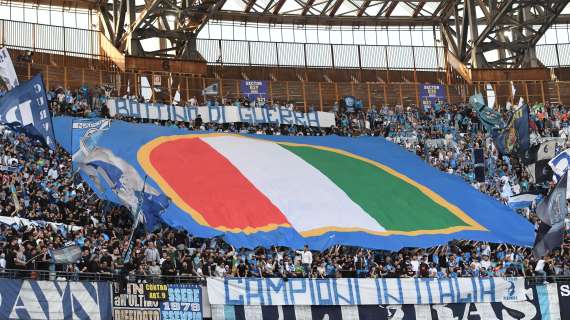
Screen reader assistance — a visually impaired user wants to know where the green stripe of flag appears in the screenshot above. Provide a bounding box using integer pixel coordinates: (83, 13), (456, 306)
(280, 144), (468, 231)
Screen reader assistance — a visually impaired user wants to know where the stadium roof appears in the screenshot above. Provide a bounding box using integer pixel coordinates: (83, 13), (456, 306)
(11, 0), (570, 27)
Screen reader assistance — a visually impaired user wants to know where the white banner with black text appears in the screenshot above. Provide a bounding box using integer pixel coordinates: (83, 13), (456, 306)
(107, 98), (336, 128)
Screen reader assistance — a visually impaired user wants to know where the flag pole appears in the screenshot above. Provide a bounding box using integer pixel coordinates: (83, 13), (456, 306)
(123, 175), (148, 265)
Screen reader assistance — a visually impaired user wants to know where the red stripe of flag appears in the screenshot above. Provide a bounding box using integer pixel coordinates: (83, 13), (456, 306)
(148, 137), (290, 229)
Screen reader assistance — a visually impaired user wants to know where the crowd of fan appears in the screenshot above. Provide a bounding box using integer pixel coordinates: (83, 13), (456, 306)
(0, 86), (569, 282)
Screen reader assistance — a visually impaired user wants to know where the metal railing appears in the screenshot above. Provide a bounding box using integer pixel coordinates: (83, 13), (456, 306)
(0, 18), (446, 70)
(0, 19), (100, 58)
(1, 268), (570, 287)
(3, 17), (570, 71)
(0, 269), (204, 284)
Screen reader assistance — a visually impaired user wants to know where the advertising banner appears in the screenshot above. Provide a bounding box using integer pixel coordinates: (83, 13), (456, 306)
(419, 83), (446, 110)
(240, 80), (268, 104)
(107, 98), (335, 128)
(0, 279), (111, 320)
(207, 277), (527, 306)
(211, 283), (560, 320)
(112, 283), (203, 320)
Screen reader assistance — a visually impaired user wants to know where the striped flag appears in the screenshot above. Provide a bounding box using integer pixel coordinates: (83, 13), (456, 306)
(549, 148), (570, 181)
(508, 193), (541, 210)
(51, 245), (81, 264)
(526, 141), (557, 184)
(139, 135), (477, 235)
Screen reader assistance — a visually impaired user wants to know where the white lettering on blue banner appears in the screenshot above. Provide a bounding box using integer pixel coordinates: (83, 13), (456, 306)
(107, 99), (335, 128)
(206, 277), (526, 306)
(0, 279), (111, 319)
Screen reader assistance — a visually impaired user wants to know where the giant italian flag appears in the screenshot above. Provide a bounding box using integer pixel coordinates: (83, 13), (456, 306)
(53, 116), (536, 250)
(139, 134), (484, 237)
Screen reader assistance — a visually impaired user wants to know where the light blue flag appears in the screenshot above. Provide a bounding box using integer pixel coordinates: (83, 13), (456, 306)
(549, 148), (570, 181)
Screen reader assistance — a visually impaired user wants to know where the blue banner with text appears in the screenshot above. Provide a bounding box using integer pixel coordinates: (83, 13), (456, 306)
(0, 279), (111, 320)
(419, 83), (446, 110)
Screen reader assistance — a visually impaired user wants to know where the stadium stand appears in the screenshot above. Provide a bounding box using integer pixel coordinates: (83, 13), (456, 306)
(2, 0), (570, 319)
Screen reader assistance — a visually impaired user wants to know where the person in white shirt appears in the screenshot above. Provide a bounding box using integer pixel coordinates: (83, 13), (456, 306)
(296, 245), (313, 277)
(47, 166), (59, 180)
(535, 257), (547, 283)
(480, 254), (492, 270)
(410, 255), (420, 275)
(214, 264), (226, 278)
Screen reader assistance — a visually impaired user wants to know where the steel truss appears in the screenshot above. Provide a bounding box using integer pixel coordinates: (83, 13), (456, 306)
(95, 0), (570, 68)
(441, 0), (570, 68)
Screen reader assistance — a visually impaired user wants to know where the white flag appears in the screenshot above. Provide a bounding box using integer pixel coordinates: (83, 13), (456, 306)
(0, 48), (19, 90)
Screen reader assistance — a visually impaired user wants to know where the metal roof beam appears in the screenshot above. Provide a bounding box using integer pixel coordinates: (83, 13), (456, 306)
(384, 1), (399, 17)
(328, 0), (344, 16)
(301, 0), (315, 15)
(356, 0), (370, 17)
(272, 0), (286, 14)
(412, 1), (426, 17)
(244, 0), (256, 13)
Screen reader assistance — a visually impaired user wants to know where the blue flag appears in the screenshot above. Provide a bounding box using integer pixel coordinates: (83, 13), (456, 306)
(470, 93), (504, 132)
(493, 104), (530, 156)
(50, 245), (81, 264)
(0, 74), (55, 149)
(77, 145), (170, 231)
(549, 148), (570, 182)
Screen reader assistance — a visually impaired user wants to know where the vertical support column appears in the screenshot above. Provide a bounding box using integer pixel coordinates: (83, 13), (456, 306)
(81, 69), (85, 87)
(64, 67), (68, 89)
(27, 63), (31, 80)
(540, 81), (546, 105)
(466, 0), (480, 68)
(302, 81), (307, 113)
(524, 82), (529, 103)
(45, 66), (50, 89)
(446, 84), (451, 104)
(399, 84), (404, 106)
(185, 77), (190, 103)
(383, 84), (388, 106)
(492, 83), (498, 108)
(415, 84), (420, 107)
(169, 75), (174, 104)
(219, 79), (224, 104)
(201, 77), (206, 101)
(411, 46), (418, 83)
(385, 47), (390, 83)
(269, 80), (273, 103)
(556, 81), (562, 104)
(351, 82), (355, 97)
(367, 83), (372, 109)
(151, 72), (155, 103)
(134, 72), (139, 98)
(99, 70), (103, 90)
(319, 82), (324, 111)
(334, 83), (339, 102)
(236, 80), (240, 99)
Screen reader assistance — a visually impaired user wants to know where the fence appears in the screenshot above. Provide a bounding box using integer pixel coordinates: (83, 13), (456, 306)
(1, 18), (443, 70)
(0, 268), (204, 284)
(1, 268), (569, 286)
